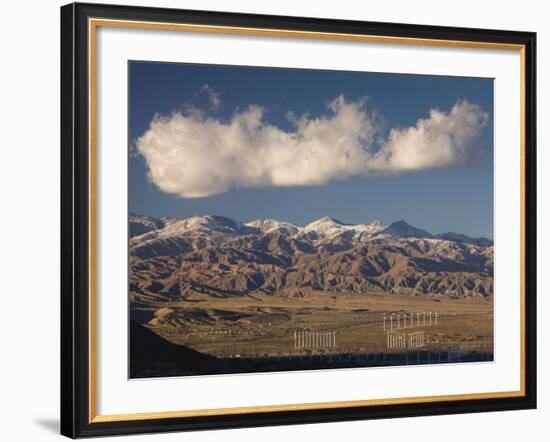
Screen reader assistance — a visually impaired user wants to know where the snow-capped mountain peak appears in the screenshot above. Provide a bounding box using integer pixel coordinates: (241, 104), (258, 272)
(303, 216), (346, 233)
(245, 219), (301, 235)
(154, 215), (256, 238)
(300, 217), (387, 242)
(367, 220), (385, 229)
(353, 220), (387, 234)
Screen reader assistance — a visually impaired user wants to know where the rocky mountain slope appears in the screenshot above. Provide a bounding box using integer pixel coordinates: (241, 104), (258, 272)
(129, 214), (493, 301)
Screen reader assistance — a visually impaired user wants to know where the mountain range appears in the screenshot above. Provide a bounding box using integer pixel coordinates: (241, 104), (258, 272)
(129, 214), (494, 301)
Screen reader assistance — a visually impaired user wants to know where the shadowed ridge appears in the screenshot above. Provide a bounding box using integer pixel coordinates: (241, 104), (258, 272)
(379, 220), (433, 239)
(130, 320), (217, 377)
(435, 232), (493, 247)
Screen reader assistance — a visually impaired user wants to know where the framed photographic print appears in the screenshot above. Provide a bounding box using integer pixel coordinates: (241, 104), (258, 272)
(60, 2), (537, 438)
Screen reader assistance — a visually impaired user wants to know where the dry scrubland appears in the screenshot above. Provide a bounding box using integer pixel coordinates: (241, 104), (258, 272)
(134, 290), (493, 358)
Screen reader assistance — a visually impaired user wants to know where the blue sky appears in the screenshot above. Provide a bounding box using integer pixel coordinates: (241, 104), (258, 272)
(129, 61), (493, 238)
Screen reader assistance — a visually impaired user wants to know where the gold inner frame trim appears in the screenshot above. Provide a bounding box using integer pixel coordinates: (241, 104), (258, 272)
(88, 17), (527, 424)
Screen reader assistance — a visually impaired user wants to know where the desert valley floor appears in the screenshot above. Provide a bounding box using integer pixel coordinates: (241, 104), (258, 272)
(136, 291), (493, 357)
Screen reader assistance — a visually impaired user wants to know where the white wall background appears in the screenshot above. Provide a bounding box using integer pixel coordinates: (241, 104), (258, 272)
(0, 0), (545, 440)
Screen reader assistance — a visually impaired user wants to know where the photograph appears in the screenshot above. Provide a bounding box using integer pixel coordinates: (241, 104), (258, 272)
(128, 62), (495, 378)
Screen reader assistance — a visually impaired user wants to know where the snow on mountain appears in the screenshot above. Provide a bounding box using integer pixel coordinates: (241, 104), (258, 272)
(245, 219), (301, 236)
(130, 215), (261, 259)
(301, 216), (386, 241)
(155, 215), (258, 238)
(130, 214), (491, 253)
(303, 216), (347, 237)
(130, 213), (391, 243)
(354, 220), (386, 233)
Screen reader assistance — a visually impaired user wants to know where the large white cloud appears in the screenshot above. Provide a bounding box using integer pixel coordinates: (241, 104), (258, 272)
(371, 99), (489, 172)
(136, 94), (488, 198)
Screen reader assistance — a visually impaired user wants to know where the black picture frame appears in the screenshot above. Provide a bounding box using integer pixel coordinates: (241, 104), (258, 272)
(61, 2), (537, 438)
